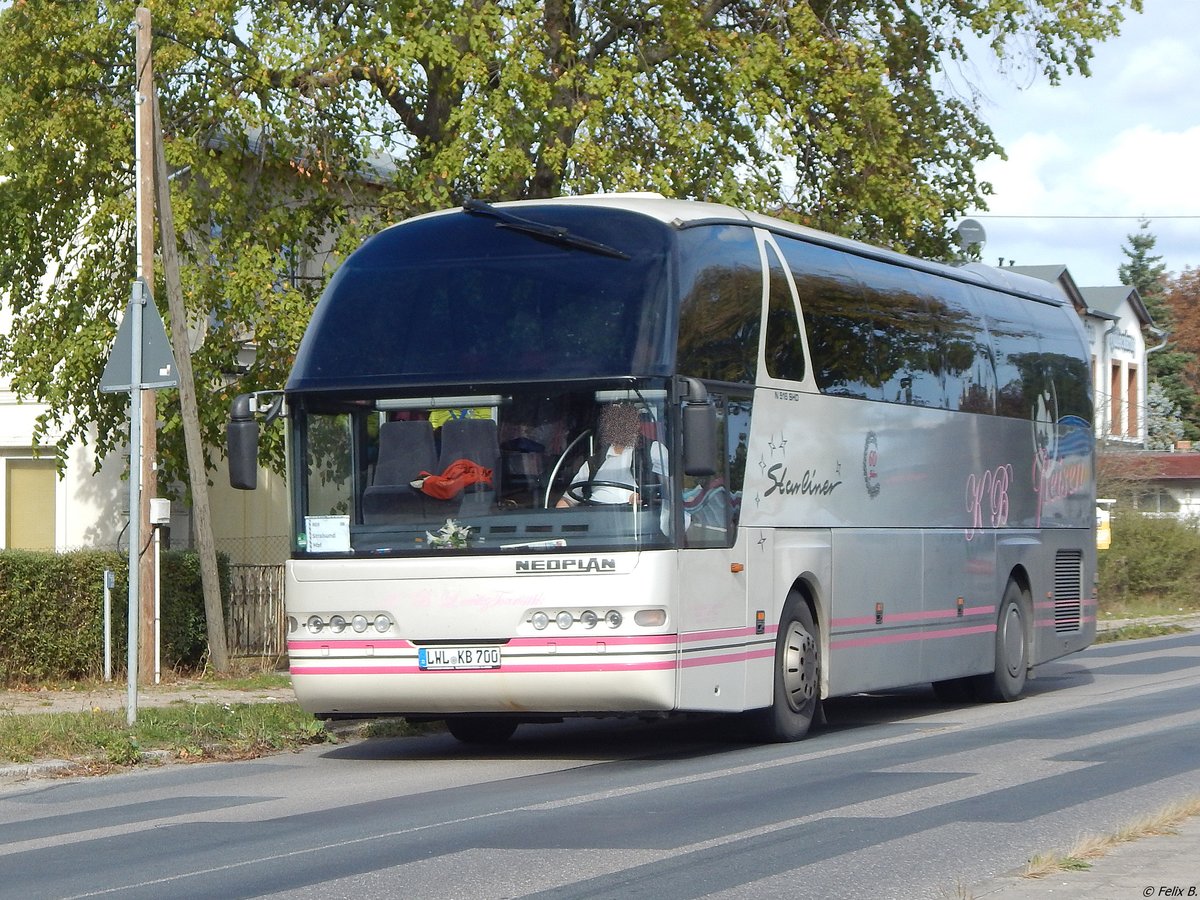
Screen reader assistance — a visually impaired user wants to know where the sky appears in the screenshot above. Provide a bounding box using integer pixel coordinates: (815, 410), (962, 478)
(961, 0), (1200, 288)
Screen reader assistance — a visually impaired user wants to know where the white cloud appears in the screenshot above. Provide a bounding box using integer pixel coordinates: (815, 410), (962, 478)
(964, 1), (1200, 284)
(1088, 125), (1200, 214)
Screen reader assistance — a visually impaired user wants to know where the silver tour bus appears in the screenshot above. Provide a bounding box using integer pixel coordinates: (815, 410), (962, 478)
(228, 194), (1096, 744)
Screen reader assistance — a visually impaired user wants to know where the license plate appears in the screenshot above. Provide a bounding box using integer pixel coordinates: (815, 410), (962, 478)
(418, 646), (501, 670)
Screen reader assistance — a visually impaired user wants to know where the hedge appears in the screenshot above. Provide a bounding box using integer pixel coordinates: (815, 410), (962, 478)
(0, 549), (229, 685)
(1097, 512), (1200, 607)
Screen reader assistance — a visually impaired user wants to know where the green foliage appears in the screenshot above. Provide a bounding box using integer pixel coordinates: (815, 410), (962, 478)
(1145, 380), (1186, 450)
(1094, 623), (1188, 644)
(1098, 512), (1200, 611)
(0, 549), (229, 685)
(0, 0), (1142, 491)
(0, 701), (329, 766)
(1118, 219), (1169, 324)
(1116, 223), (1199, 438)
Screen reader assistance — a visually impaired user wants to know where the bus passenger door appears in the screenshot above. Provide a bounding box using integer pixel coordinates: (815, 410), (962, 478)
(677, 393), (756, 712)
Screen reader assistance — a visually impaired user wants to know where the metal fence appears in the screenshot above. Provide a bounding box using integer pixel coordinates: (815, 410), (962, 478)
(227, 564), (287, 660)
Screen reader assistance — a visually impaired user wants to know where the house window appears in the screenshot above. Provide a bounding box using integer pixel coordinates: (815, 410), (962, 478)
(1126, 364), (1139, 439)
(1109, 363), (1121, 436)
(5, 458), (56, 549)
(1134, 488), (1180, 515)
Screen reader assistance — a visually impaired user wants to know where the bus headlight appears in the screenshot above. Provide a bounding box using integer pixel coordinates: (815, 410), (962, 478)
(604, 610), (623, 628)
(580, 610), (598, 629)
(531, 611), (550, 630)
(374, 614), (392, 633)
(329, 615), (347, 633)
(634, 609), (667, 627)
(556, 611), (574, 630)
(306, 615), (323, 634)
(352, 615), (369, 633)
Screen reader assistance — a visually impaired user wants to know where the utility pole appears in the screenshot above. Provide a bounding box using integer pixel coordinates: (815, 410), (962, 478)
(152, 91), (231, 673)
(135, 6), (157, 685)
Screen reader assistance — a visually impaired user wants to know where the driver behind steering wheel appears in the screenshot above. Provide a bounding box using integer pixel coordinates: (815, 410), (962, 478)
(555, 403), (667, 508)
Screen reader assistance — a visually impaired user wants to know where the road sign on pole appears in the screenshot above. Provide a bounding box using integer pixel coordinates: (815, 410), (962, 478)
(100, 277), (178, 726)
(100, 278), (179, 393)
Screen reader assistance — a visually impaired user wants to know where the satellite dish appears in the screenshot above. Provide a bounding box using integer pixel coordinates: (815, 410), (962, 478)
(955, 218), (987, 252)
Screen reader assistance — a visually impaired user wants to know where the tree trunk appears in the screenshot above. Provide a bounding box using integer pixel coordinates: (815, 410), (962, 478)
(152, 91), (231, 674)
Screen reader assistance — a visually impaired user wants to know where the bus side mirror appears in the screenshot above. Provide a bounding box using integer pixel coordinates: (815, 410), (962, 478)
(227, 394), (260, 491)
(681, 378), (717, 477)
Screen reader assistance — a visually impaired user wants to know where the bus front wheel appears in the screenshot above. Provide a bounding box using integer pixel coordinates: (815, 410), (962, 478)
(747, 596), (821, 742)
(973, 580), (1029, 702)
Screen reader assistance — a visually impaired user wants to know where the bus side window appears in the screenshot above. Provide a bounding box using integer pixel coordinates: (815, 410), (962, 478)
(764, 243), (806, 383)
(676, 226), (762, 385)
(845, 255), (937, 406)
(981, 289), (1038, 420)
(776, 238), (880, 400)
(684, 394), (751, 549)
(928, 279), (995, 414)
(1026, 301), (1091, 422)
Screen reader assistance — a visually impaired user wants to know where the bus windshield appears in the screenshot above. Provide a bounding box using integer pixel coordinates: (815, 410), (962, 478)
(287, 205), (675, 392)
(292, 380), (679, 556)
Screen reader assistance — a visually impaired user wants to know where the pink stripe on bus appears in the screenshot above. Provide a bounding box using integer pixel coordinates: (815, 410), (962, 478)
(830, 623), (995, 650)
(288, 639), (415, 651)
(681, 625), (776, 643)
(507, 634), (671, 648)
(290, 659), (677, 676)
(681, 647), (776, 668)
(831, 605), (994, 628)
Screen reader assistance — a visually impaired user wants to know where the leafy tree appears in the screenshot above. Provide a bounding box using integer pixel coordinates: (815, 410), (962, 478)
(1118, 218), (1169, 325)
(1145, 380), (1185, 451)
(1115, 222), (1197, 437)
(0, 0), (1144, 499)
(1162, 267), (1200, 439)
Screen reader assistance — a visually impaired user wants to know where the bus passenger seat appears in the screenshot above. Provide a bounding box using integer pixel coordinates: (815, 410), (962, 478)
(436, 417), (501, 512)
(362, 420), (437, 523)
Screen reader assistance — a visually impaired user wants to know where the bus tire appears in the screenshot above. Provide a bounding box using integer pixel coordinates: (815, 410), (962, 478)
(973, 580), (1028, 702)
(747, 596), (821, 742)
(446, 717), (519, 745)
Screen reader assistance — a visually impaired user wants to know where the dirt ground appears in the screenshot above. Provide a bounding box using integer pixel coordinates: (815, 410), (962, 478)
(0, 680), (296, 716)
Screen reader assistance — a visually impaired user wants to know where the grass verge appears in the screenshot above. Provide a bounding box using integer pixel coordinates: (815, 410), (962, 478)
(1021, 795), (1200, 878)
(1094, 623), (1190, 644)
(0, 701), (332, 771)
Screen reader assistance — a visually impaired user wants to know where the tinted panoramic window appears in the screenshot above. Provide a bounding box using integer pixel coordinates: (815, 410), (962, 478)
(1026, 300), (1091, 422)
(288, 207), (673, 391)
(845, 256), (938, 406)
(777, 238), (878, 399)
(981, 290), (1039, 419)
(764, 243), (805, 382)
(927, 279), (995, 414)
(676, 225), (763, 384)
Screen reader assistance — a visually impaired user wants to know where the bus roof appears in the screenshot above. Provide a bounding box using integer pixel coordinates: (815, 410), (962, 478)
(411, 193), (1070, 308)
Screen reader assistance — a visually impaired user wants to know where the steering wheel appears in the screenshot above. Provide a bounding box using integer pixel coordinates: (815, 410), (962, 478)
(565, 479), (639, 506)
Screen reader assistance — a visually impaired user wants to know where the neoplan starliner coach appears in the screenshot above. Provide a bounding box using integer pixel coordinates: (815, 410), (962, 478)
(228, 194), (1096, 744)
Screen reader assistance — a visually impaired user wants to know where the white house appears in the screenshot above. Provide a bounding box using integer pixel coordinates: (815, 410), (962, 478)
(0, 301), (287, 561)
(0, 387), (128, 551)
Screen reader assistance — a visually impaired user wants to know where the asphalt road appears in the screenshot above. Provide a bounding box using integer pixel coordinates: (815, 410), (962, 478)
(2, 631), (1198, 900)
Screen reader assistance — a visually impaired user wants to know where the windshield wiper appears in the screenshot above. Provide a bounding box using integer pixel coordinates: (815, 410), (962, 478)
(462, 198), (631, 260)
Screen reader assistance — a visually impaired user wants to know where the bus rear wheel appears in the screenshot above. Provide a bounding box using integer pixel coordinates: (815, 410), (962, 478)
(973, 580), (1029, 702)
(446, 717), (519, 745)
(747, 596), (821, 742)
